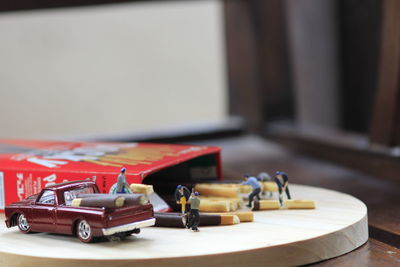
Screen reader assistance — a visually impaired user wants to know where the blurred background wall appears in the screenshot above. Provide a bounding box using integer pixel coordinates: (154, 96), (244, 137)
(0, 0), (227, 139)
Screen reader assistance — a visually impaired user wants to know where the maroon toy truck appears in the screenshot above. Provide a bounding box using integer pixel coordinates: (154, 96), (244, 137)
(4, 180), (155, 243)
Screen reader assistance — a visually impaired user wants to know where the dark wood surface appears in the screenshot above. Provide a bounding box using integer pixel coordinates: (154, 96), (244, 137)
(224, 0), (293, 131)
(311, 239), (400, 266)
(370, 0), (400, 146)
(193, 135), (400, 265)
(266, 123), (400, 185)
(338, 0), (381, 133)
(255, 0), (293, 123)
(224, 0), (264, 132)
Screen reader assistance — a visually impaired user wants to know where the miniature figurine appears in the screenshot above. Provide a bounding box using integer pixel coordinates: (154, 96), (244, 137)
(116, 167), (132, 194)
(257, 172), (272, 196)
(174, 185), (191, 214)
(274, 171), (291, 206)
(187, 191), (201, 232)
(257, 172), (272, 182)
(242, 175), (261, 208)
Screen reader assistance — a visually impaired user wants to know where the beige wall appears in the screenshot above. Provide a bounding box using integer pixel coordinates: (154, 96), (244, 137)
(0, 0), (227, 139)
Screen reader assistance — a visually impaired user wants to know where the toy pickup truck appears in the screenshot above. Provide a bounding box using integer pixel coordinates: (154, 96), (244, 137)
(4, 180), (155, 242)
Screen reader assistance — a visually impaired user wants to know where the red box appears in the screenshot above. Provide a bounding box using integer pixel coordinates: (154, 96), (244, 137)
(0, 139), (222, 211)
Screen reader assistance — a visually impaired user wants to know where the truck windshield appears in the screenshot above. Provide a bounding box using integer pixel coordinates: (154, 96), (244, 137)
(64, 186), (95, 206)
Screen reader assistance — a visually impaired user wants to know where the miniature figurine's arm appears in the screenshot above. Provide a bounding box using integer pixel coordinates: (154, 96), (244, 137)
(120, 175), (129, 187)
(174, 190), (181, 203)
(242, 180), (250, 185)
(119, 175), (132, 193)
(244, 178), (261, 189)
(116, 174), (125, 192)
(183, 187), (191, 200)
(274, 177), (283, 190)
(283, 181), (289, 190)
(188, 189), (197, 203)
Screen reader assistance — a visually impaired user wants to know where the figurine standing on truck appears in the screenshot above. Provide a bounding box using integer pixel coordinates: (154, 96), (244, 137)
(4, 181), (155, 243)
(116, 167), (132, 194)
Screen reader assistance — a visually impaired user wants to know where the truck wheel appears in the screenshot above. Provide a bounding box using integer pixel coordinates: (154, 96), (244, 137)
(77, 219), (95, 243)
(17, 213), (31, 233)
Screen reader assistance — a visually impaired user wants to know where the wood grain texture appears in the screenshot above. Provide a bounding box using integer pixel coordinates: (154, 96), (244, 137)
(370, 0), (400, 146)
(224, 0), (294, 129)
(286, 0), (340, 128)
(224, 0), (264, 132)
(257, 0), (294, 123)
(338, 0), (381, 133)
(204, 135), (399, 248)
(310, 239), (400, 266)
(0, 184), (368, 267)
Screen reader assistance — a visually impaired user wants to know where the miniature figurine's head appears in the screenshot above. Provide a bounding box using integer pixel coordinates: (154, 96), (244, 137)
(275, 171), (287, 179)
(121, 167), (126, 173)
(244, 174), (250, 180)
(194, 192), (199, 197)
(177, 185), (184, 193)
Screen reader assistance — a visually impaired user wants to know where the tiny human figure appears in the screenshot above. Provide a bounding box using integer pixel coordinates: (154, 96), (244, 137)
(116, 167), (132, 194)
(257, 172), (272, 182)
(274, 171), (291, 206)
(257, 172), (272, 196)
(242, 175), (261, 208)
(187, 191), (201, 232)
(174, 185), (191, 214)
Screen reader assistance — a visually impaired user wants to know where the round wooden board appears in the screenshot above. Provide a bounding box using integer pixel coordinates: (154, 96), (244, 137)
(0, 184), (368, 267)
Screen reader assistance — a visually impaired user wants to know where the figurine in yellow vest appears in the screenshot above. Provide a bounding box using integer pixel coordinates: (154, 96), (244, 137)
(174, 185), (191, 214)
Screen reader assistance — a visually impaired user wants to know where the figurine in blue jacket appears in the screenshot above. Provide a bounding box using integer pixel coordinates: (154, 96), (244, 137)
(242, 175), (261, 208)
(274, 171), (291, 206)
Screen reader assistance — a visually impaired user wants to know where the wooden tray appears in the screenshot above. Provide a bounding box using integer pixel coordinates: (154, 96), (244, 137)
(0, 184), (368, 267)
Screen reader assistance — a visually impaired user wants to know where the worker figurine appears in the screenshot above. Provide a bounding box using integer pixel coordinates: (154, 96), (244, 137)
(242, 175), (261, 208)
(175, 185), (191, 214)
(257, 172), (272, 196)
(116, 167), (132, 194)
(187, 191), (201, 232)
(257, 172), (272, 182)
(274, 171), (291, 206)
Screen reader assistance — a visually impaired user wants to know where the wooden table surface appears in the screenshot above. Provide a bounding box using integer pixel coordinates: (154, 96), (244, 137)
(195, 135), (400, 266)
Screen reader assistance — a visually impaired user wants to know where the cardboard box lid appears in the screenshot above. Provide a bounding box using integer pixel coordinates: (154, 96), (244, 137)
(0, 139), (221, 180)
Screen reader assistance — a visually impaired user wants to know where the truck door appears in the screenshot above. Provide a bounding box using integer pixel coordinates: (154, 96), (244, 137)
(32, 189), (56, 232)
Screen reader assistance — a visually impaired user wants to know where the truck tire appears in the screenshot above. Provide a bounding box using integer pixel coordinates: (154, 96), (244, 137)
(77, 219), (96, 243)
(17, 213), (31, 233)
